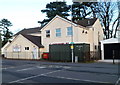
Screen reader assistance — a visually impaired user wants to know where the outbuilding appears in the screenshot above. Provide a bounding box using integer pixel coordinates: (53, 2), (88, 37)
(101, 38), (120, 63)
(1, 27), (44, 60)
(100, 27), (120, 63)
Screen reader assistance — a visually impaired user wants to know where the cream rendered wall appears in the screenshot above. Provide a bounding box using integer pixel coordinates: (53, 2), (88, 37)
(74, 27), (89, 44)
(88, 28), (94, 51)
(1, 42), (10, 57)
(92, 19), (104, 51)
(41, 17), (75, 52)
(6, 34), (39, 59)
(41, 17), (90, 52)
(93, 19), (104, 43)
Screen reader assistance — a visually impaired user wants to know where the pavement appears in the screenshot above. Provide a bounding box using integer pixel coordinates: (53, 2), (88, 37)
(1, 59), (120, 85)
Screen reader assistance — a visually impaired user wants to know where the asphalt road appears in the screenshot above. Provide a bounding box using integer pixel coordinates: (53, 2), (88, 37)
(1, 59), (120, 85)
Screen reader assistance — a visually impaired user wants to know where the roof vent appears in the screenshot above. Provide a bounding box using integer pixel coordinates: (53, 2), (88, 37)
(88, 20), (90, 25)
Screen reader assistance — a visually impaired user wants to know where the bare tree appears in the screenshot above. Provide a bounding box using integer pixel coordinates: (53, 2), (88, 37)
(95, 2), (118, 39)
(112, 1), (120, 38)
(71, 2), (118, 39)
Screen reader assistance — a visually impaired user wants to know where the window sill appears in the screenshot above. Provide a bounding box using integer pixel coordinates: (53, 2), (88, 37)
(45, 37), (50, 38)
(56, 36), (62, 38)
(66, 35), (73, 37)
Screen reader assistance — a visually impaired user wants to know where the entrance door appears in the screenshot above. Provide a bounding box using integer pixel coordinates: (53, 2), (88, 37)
(32, 47), (37, 59)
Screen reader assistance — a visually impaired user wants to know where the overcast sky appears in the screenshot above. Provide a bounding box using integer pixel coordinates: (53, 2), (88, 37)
(0, 0), (72, 34)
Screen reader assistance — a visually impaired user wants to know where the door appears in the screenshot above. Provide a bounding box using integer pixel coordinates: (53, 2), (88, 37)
(32, 47), (37, 59)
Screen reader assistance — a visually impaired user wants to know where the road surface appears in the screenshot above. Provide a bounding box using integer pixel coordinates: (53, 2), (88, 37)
(1, 59), (120, 85)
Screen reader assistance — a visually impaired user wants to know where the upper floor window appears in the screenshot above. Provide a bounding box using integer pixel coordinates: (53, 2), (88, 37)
(67, 27), (73, 36)
(56, 28), (61, 37)
(46, 30), (50, 38)
(25, 47), (29, 50)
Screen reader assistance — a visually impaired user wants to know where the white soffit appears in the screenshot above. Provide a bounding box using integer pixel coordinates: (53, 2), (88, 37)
(101, 38), (120, 44)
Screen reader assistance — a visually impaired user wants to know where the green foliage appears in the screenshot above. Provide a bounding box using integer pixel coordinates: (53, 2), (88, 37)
(0, 19), (13, 46)
(2, 29), (13, 46)
(72, 2), (83, 21)
(0, 19), (12, 29)
(39, 1), (71, 26)
(72, 2), (97, 22)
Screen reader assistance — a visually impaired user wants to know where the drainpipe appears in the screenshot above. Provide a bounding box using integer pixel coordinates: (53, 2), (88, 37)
(0, 29), (2, 85)
(92, 27), (95, 60)
(71, 4), (74, 63)
(0, 30), (1, 55)
(101, 42), (104, 60)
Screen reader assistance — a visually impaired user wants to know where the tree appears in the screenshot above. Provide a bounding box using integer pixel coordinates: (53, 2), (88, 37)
(95, 2), (118, 39)
(72, 2), (97, 22)
(72, 2), (119, 39)
(38, 1), (71, 26)
(0, 19), (12, 29)
(0, 19), (13, 46)
(84, 2), (98, 18)
(72, 2), (83, 21)
(112, 1), (120, 38)
(72, 2), (89, 22)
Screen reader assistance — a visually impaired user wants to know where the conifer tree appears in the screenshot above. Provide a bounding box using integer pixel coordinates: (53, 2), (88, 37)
(38, 1), (71, 26)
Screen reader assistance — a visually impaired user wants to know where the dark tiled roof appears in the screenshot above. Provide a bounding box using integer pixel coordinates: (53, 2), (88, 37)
(14, 27), (44, 48)
(75, 18), (97, 27)
(57, 15), (97, 27)
(14, 27), (42, 36)
(22, 34), (44, 48)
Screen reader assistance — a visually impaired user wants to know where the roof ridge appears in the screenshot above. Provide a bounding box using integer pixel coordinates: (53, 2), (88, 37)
(56, 15), (97, 27)
(14, 27), (42, 36)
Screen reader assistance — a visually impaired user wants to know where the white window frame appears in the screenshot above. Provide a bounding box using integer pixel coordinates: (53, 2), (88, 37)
(67, 27), (73, 36)
(56, 28), (61, 37)
(13, 45), (21, 52)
